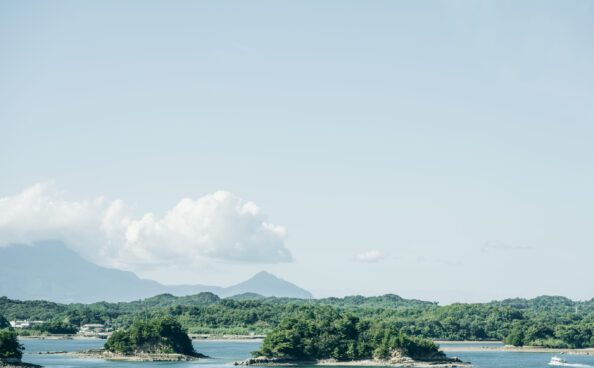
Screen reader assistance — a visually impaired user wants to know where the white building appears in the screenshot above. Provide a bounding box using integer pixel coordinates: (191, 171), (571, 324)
(80, 324), (105, 333)
(9, 320), (44, 328)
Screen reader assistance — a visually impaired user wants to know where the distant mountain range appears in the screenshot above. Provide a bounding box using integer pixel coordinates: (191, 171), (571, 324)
(0, 241), (312, 303)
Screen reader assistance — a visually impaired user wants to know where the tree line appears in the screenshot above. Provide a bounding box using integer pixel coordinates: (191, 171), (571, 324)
(1, 294), (593, 348)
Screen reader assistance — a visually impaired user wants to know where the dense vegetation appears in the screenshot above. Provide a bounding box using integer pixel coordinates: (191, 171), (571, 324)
(104, 317), (199, 356)
(0, 315), (9, 329)
(0, 329), (23, 360)
(256, 294), (436, 309)
(503, 318), (594, 348)
(254, 307), (443, 361)
(0, 293), (432, 323)
(1, 294), (593, 349)
(32, 321), (78, 335)
(490, 296), (594, 314)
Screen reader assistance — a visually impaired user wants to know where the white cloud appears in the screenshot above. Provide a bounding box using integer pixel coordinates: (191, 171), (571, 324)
(354, 250), (384, 263)
(0, 183), (292, 270)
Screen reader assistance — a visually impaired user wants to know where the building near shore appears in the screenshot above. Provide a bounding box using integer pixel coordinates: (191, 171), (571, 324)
(9, 320), (44, 328)
(80, 324), (105, 333)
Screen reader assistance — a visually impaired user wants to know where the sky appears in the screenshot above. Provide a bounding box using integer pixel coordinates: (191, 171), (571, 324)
(1, 1), (593, 304)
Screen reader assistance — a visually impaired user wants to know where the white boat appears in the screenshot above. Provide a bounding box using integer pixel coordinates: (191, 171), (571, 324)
(548, 356), (591, 367)
(550, 356), (568, 366)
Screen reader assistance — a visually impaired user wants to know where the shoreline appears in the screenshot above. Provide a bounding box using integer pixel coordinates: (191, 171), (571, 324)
(439, 346), (594, 355)
(433, 340), (502, 345)
(233, 357), (470, 367)
(37, 349), (204, 362)
(18, 336), (103, 340)
(13, 336), (516, 345)
(0, 359), (42, 368)
(20, 337), (594, 356)
(19, 334), (265, 342)
(189, 334), (265, 342)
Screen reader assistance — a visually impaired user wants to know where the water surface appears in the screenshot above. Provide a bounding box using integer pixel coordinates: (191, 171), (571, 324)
(19, 339), (594, 368)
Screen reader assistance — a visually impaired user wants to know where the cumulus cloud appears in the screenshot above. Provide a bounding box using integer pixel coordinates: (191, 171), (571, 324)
(354, 250), (384, 263)
(0, 183), (292, 270)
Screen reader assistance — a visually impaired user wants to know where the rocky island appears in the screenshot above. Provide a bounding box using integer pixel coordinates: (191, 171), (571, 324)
(233, 308), (469, 367)
(63, 317), (206, 362)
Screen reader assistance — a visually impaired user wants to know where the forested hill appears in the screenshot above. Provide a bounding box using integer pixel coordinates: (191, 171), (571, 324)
(2, 294), (593, 348)
(0, 292), (434, 321)
(249, 294), (436, 309)
(489, 296), (594, 314)
(2, 293), (592, 323)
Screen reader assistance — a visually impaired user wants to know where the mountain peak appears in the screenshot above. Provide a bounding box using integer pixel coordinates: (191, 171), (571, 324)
(226, 271), (311, 299)
(0, 243), (312, 302)
(251, 271), (277, 279)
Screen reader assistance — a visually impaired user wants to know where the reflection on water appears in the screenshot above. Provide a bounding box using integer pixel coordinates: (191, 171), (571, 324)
(19, 339), (594, 368)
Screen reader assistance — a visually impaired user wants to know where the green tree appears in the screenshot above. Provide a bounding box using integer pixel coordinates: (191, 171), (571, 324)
(0, 329), (23, 360)
(34, 321), (78, 334)
(0, 315), (10, 329)
(253, 309), (443, 361)
(104, 317), (199, 356)
(503, 325), (525, 346)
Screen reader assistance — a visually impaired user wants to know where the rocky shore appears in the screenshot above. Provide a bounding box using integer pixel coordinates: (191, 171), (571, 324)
(0, 359), (41, 368)
(38, 348), (206, 362)
(233, 356), (470, 367)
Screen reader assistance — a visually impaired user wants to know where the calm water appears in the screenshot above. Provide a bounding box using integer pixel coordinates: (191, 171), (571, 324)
(19, 339), (594, 368)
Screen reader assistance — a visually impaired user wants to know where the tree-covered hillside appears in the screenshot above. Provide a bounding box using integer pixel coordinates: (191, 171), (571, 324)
(1, 294), (593, 348)
(254, 307), (445, 361)
(490, 296), (594, 314)
(258, 294), (436, 309)
(0, 292), (433, 325)
(104, 317), (201, 356)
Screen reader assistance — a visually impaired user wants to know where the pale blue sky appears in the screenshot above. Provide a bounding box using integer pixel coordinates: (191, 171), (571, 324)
(1, 1), (593, 303)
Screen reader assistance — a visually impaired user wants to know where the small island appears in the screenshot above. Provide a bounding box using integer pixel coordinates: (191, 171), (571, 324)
(0, 328), (40, 368)
(233, 308), (468, 367)
(69, 317), (206, 362)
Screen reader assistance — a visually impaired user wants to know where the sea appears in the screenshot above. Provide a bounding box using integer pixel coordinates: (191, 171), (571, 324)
(18, 339), (594, 368)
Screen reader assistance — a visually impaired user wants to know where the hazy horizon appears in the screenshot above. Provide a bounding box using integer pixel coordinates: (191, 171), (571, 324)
(1, 1), (593, 305)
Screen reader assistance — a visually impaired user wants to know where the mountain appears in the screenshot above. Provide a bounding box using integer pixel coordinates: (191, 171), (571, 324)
(0, 241), (312, 303)
(489, 295), (594, 314)
(166, 272), (311, 299)
(224, 271), (311, 298)
(227, 292), (266, 301)
(0, 241), (167, 303)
